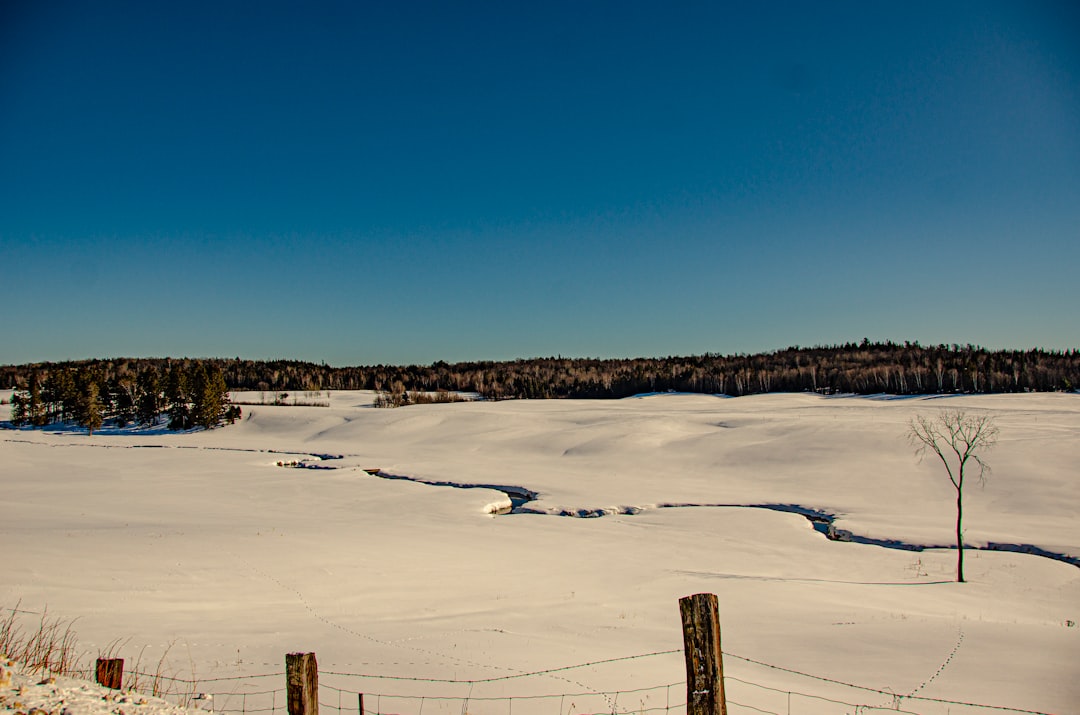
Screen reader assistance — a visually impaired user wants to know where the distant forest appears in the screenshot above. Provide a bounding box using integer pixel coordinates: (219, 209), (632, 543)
(2, 343), (1077, 407)
(5, 359), (239, 432)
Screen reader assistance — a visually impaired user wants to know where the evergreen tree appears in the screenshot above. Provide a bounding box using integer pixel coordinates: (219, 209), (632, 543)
(43, 368), (77, 423)
(83, 383), (103, 435)
(224, 403), (242, 424)
(189, 362), (230, 429)
(191, 362), (212, 428)
(165, 362), (191, 429)
(136, 368), (162, 426)
(27, 372), (47, 426)
(10, 391), (28, 425)
(208, 364), (229, 425)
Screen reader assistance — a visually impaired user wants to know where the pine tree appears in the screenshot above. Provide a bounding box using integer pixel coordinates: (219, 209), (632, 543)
(190, 363), (229, 429)
(44, 368), (77, 423)
(136, 368), (162, 426)
(224, 403), (242, 424)
(208, 365), (229, 425)
(81, 379), (103, 435)
(165, 363), (190, 429)
(10, 391), (28, 425)
(27, 373), (47, 426)
(191, 362), (212, 429)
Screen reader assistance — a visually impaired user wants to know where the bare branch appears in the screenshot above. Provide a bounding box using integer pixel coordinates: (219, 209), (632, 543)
(907, 409), (998, 583)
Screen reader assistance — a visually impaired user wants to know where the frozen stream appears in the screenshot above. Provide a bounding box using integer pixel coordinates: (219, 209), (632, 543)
(358, 466), (1080, 569)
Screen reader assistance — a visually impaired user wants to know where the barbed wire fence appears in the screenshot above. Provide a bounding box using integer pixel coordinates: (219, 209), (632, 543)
(106, 646), (1054, 715)
(51, 594), (1054, 715)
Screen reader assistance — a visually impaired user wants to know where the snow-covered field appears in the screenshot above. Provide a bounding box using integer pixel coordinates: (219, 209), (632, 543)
(2, 391), (1078, 715)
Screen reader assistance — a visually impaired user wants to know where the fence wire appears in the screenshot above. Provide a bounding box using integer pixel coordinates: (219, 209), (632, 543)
(78, 648), (1053, 715)
(723, 652), (1053, 715)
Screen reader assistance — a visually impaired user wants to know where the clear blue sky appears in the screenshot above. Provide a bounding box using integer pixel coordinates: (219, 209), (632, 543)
(2, 1), (1078, 366)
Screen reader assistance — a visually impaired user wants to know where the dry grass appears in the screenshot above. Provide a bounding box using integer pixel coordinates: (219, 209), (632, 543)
(127, 639), (199, 707)
(1, 603), (199, 707)
(0, 602), (83, 676)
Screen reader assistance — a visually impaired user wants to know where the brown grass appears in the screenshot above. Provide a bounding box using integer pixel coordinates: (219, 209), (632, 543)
(0, 602), (83, 676)
(127, 639), (199, 706)
(1, 602), (199, 706)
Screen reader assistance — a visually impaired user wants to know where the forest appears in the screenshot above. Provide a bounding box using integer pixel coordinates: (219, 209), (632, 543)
(6, 359), (238, 432)
(2, 342), (1077, 417)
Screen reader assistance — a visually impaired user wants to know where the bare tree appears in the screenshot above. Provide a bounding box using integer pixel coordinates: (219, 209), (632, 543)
(908, 410), (998, 582)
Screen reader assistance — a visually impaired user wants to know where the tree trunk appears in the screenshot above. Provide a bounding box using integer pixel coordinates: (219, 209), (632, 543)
(956, 491), (965, 583)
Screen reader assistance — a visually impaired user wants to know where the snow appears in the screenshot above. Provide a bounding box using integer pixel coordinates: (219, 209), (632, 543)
(1, 391), (1078, 714)
(0, 659), (198, 715)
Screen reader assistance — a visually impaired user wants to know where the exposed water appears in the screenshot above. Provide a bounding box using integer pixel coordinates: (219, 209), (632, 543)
(267, 455), (1080, 569)
(360, 468), (1080, 569)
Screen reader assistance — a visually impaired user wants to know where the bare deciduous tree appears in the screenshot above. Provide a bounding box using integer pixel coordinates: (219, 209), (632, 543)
(908, 410), (998, 582)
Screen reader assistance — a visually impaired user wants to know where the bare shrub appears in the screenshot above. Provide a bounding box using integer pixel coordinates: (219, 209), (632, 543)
(375, 389), (467, 408)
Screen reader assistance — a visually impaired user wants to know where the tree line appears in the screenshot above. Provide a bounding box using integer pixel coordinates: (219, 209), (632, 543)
(2, 342), (1077, 409)
(7, 359), (239, 433)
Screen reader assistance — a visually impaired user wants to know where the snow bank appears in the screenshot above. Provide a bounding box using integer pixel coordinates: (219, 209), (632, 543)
(0, 659), (199, 715)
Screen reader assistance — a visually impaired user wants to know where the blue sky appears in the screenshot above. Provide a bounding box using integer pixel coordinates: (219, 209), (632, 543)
(1, 1), (1078, 366)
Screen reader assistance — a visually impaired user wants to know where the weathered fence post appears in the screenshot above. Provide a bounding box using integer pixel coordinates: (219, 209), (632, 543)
(679, 593), (727, 715)
(358, 692), (364, 715)
(286, 652), (319, 715)
(95, 657), (124, 690)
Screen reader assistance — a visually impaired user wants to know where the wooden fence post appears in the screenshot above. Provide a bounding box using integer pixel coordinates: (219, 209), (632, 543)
(286, 652), (319, 715)
(95, 657), (124, 690)
(679, 593), (727, 715)
(358, 692), (364, 715)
